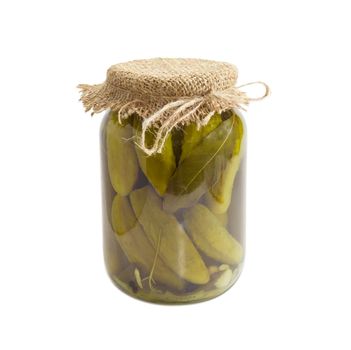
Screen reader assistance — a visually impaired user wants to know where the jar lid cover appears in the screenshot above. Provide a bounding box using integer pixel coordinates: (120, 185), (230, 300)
(105, 58), (237, 98)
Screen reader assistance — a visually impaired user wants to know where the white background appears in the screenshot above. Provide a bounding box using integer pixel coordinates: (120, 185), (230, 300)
(0, 1), (350, 349)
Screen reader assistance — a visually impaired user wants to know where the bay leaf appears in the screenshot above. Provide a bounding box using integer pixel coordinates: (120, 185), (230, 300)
(163, 182), (206, 213)
(171, 127), (184, 166)
(167, 116), (236, 195)
(130, 187), (210, 285)
(180, 113), (222, 162)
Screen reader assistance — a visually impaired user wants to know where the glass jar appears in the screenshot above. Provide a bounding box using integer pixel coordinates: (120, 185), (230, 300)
(100, 109), (246, 304)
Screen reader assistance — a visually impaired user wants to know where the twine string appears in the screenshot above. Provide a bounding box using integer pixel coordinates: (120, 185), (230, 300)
(236, 81), (270, 101)
(136, 81), (269, 155)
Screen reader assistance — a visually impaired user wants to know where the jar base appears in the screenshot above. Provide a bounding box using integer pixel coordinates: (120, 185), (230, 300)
(107, 264), (243, 305)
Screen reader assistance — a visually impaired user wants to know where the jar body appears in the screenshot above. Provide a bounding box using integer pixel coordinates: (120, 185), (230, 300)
(100, 110), (246, 304)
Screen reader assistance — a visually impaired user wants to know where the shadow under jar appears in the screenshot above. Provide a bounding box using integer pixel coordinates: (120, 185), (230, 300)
(100, 109), (246, 304)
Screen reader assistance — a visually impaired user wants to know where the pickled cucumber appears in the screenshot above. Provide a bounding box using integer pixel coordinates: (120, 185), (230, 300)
(106, 114), (138, 195)
(205, 155), (241, 214)
(206, 115), (244, 213)
(130, 186), (210, 284)
(184, 204), (243, 265)
(213, 211), (228, 227)
(103, 219), (128, 277)
(111, 194), (185, 291)
(134, 118), (176, 195)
